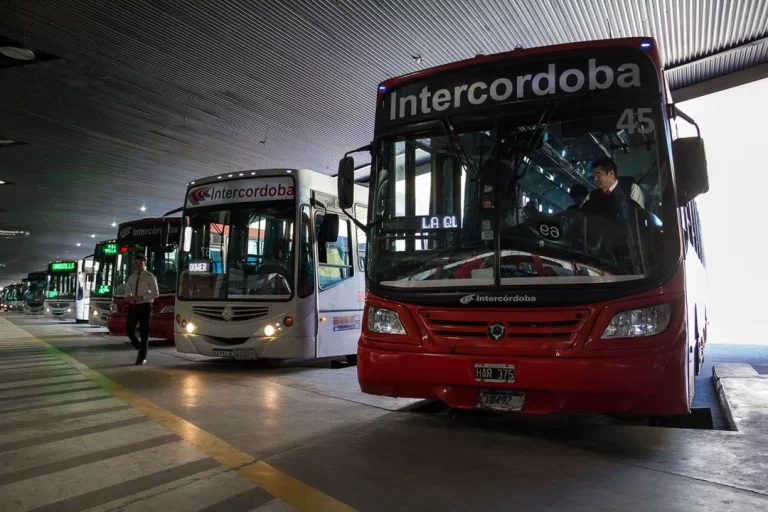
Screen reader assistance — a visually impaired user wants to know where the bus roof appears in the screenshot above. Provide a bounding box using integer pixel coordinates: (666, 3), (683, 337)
(187, 168), (302, 187)
(377, 37), (663, 103)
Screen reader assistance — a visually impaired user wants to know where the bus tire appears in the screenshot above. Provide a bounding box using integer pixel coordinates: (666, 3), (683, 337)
(346, 354), (358, 366)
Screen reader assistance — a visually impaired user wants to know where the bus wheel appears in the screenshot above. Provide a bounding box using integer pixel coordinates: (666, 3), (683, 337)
(346, 354), (358, 366)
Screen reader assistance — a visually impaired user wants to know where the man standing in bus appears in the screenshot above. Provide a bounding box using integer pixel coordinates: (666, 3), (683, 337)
(125, 253), (159, 365)
(588, 157), (645, 208)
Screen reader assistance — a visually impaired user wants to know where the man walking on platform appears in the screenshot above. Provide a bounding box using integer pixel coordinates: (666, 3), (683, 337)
(125, 253), (159, 365)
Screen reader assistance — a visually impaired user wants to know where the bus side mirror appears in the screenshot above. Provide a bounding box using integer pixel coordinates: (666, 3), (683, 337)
(338, 157), (355, 210)
(673, 137), (709, 205)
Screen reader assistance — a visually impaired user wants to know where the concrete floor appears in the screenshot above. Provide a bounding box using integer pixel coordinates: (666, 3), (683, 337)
(1, 313), (767, 511)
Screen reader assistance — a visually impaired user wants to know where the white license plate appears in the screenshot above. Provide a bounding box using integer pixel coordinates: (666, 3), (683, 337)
(233, 348), (258, 360)
(476, 390), (526, 411)
(474, 363), (515, 383)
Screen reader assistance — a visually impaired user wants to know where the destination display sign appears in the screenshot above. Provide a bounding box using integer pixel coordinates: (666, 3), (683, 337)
(102, 243), (117, 255)
(381, 215), (462, 232)
(188, 260), (212, 274)
(50, 261), (76, 272)
(376, 46), (659, 129)
(186, 176), (295, 209)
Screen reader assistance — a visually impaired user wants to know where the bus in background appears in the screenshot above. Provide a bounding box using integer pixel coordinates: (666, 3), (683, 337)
(337, 37), (709, 417)
(44, 260), (92, 322)
(23, 270), (48, 315)
(174, 169), (367, 364)
(2, 283), (23, 312)
(89, 239), (118, 326)
(108, 218), (180, 341)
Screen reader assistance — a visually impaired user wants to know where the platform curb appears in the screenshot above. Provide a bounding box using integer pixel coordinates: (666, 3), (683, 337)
(712, 365), (739, 432)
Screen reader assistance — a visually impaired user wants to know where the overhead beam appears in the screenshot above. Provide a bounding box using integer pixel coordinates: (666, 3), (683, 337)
(669, 36), (768, 102)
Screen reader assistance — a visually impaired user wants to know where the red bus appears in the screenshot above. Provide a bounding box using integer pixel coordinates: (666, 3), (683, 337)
(337, 37), (710, 416)
(108, 217), (181, 342)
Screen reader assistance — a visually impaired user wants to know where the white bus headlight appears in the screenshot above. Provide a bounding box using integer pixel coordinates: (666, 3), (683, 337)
(93, 310), (99, 316)
(185, 322), (196, 334)
(110, 303), (118, 313)
(367, 306), (406, 335)
(601, 304), (672, 339)
(161, 304), (174, 314)
(264, 324), (276, 337)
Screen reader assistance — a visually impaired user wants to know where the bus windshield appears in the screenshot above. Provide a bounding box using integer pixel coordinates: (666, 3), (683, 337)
(24, 275), (47, 303)
(369, 99), (678, 289)
(48, 272), (77, 300)
(91, 243), (117, 298)
(113, 246), (178, 296)
(178, 201), (295, 300)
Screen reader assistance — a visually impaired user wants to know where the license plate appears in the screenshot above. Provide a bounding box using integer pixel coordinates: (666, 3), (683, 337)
(476, 390), (526, 411)
(212, 348), (234, 358)
(474, 363), (515, 383)
(233, 348), (258, 360)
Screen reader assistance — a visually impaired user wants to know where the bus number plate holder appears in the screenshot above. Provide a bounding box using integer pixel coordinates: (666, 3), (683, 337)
(474, 363), (515, 383)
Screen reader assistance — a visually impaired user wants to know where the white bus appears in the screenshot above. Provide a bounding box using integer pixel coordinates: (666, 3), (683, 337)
(44, 259), (92, 322)
(89, 240), (118, 326)
(174, 168), (368, 364)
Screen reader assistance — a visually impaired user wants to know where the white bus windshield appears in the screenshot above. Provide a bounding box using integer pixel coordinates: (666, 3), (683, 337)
(179, 202), (296, 300)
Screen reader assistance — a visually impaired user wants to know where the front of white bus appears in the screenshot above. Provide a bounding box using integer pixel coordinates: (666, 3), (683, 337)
(174, 170), (314, 360)
(44, 261), (78, 321)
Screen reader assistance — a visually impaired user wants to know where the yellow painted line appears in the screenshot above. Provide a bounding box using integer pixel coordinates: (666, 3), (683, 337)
(1, 318), (357, 512)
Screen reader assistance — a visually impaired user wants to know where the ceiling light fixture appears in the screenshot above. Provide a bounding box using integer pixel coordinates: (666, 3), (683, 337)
(412, 55), (423, 63)
(111, 222), (116, 227)
(90, 234), (96, 238)
(76, 243), (81, 247)
(140, 205), (146, 212)
(0, 47), (35, 61)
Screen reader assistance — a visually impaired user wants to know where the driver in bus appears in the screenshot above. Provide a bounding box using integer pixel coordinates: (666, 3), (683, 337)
(587, 157), (645, 208)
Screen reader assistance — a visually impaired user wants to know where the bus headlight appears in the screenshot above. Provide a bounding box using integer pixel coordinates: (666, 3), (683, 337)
(161, 304), (174, 314)
(367, 306), (406, 335)
(93, 310), (99, 317)
(110, 303), (118, 313)
(601, 304), (672, 339)
(185, 322), (196, 334)
(264, 324), (276, 336)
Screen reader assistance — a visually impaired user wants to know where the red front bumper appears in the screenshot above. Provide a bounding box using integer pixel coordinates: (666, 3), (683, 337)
(357, 341), (689, 415)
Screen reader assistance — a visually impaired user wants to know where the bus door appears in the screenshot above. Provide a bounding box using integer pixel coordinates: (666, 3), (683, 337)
(312, 191), (364, 358)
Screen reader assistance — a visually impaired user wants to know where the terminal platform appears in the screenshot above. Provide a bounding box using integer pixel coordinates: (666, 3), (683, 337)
(1, 314), (767, 511)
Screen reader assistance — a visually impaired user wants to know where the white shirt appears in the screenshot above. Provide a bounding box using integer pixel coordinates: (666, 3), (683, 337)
(588, 180), (646, 209)
(125, 271), (160, 304)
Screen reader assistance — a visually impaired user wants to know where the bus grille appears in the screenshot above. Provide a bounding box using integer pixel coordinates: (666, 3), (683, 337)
(47, 302), (71, 309)
(192, 305), (270, 322)
(420, 308), (590, 349)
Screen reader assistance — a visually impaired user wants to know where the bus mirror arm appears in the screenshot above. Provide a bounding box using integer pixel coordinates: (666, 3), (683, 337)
(340, 206), (368, 234)
(671, 105), (701, 138)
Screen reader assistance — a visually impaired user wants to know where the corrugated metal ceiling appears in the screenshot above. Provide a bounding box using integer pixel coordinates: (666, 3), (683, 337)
(0, 0), (766, 282)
